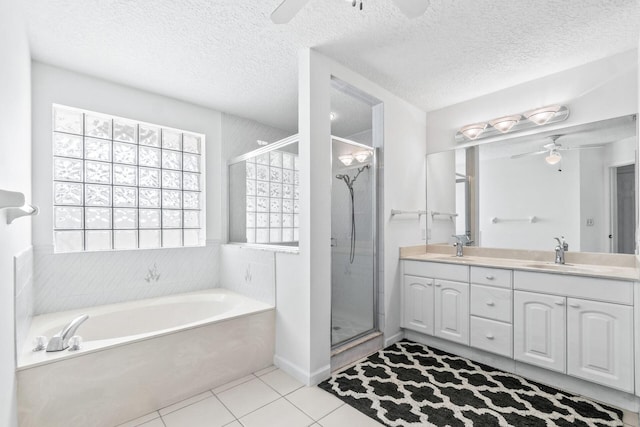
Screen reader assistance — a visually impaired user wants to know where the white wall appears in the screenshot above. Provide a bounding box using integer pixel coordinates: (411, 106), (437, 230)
(31, 63), (222, 312)
(0, 0), (31, 425)
(274, 49), (426, 385)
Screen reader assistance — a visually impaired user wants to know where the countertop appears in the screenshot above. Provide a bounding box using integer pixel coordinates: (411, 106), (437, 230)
(400, 245), (640, 281)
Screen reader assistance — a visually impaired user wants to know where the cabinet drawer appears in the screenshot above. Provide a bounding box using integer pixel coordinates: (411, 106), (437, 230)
(514, 271), (633, 305)
(470, 285), (512, 323)
(404, 260), (468, 282)
(470, 317), (513, 358)
(471, 266), (512, 288)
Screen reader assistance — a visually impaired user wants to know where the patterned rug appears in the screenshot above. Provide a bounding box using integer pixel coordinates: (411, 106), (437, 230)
(319, 340), (624, 427)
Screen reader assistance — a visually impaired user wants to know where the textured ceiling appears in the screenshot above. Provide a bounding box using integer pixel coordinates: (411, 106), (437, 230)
(24, 0), (640, 133)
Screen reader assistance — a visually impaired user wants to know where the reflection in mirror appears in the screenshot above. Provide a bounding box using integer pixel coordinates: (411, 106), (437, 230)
(228, 137), (299, 247)
(427, 115), (637, 254)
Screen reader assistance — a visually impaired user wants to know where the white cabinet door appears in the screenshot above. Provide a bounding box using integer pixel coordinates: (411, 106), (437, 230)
(513, 291), (566, 372)
(402, 275), (434, 335)
(434, 279), (469, 345)
(567, 298), (634, 393)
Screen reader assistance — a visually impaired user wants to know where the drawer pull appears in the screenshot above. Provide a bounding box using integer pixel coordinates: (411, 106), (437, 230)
(435, 283), (442, 287)
(485, 300), (495, 306)
(568, 303), (580, 308)
(485, 333), (495, 340)
(485, 275), (495, 280)
(554, 300), (564, 306)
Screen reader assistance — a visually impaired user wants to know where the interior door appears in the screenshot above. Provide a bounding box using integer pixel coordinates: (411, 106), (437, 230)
(616, 164), (635, 254)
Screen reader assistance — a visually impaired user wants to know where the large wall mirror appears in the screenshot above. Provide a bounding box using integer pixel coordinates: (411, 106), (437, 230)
(427, 114), (637, 254)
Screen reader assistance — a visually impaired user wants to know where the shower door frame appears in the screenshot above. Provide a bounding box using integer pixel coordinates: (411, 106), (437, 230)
(330, 135), (379, 349)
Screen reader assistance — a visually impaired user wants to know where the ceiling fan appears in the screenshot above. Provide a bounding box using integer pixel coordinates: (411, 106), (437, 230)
(271, 0), (430, 24)
(510, 135), (604, 165)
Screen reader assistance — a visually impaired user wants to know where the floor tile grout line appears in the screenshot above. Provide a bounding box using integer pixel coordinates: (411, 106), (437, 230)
(282, 392), (346, 422)
(155, 390), (214, 418)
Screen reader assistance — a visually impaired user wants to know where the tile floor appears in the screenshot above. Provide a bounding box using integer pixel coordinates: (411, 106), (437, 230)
(116, 365), (639, 427)
(115, 366), (385, 427)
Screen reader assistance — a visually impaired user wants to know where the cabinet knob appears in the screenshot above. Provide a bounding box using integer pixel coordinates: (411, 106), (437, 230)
(485, 333), (494, 340)
(435, 283), (441, 287)
(485, 300), (495, 306)
(486, 275), (495, 280)
(554, 300), (564, 306)
(568, 303), (580, 308)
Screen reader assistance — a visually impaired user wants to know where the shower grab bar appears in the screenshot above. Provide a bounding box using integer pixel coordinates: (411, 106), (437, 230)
(390, 209), (427, 219)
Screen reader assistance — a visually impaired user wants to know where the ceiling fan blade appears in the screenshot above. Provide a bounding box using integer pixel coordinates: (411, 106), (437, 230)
(271, 0), (310, 24)
(559, 145), (605, 151)
(510, 150), (547, 159)
(392, 0), (430, 18)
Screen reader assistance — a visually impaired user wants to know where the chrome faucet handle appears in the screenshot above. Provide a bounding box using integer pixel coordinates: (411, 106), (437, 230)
(554, 236), (569, 250)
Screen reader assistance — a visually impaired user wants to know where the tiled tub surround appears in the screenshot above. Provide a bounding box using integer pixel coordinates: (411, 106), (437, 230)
(17, 289), (275, 427)
(399, 244), (640, 414)
(33, 241), (220, 314)
(14, 246), (34, 360)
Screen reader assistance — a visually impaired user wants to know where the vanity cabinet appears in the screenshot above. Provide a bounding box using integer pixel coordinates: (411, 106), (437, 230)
(434, 279), (469, 345)
(514, 271), (634, 393)
(513, 290), (566, 372)
(566, 298), (633, 392)
(401, 261), (469, 345)
(402, 275), (434, 335)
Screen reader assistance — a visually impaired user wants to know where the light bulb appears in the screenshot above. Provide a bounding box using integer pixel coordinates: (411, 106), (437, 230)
(489, 115), (521, 133)
(459, 123), (487, 140)
(353, 150), (372, 163)
(545, 150), (562, 165)
(338, 154), (354, 166)
(330, 112), (336, 121)
(525, 105), (561, 125)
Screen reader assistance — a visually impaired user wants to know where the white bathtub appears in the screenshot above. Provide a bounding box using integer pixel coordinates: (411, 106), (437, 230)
(17, 289), (275, 427)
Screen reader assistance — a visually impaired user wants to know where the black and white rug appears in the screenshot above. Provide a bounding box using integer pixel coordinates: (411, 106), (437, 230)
(319, 340), (624, 427)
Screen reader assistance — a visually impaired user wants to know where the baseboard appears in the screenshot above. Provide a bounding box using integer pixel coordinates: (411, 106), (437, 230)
(273, 354), (331, 386)
(384, 330), (404, 347)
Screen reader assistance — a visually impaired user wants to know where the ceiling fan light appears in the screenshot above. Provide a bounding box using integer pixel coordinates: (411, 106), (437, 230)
(489, 115), (521, 133)
(338, 154), (354, 166)
(545, 150), (562, 165)
(525, 105), (562, 125)
(460, 123), (487, 140)
(353, 150), (372, 163)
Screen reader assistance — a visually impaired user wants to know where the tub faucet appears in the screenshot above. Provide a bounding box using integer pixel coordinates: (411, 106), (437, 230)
(452, 234), (473, 257)
(554, 236), (569, 264)
(46, 314), (89, 352)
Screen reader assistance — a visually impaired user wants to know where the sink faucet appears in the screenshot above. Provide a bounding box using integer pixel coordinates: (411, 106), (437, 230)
(554, 236), (569, 264)
(46, 314), (89, 352)
(452, 234), (472, 257)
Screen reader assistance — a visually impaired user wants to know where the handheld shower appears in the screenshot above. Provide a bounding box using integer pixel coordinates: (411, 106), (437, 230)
(335, 164), (370, 263)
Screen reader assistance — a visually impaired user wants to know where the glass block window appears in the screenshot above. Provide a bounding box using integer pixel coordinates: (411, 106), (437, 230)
(52, 105), (205, 253)
(246, 150), (299, 244)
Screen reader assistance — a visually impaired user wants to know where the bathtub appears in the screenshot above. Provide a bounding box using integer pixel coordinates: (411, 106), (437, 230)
(17, 289), (275, 427)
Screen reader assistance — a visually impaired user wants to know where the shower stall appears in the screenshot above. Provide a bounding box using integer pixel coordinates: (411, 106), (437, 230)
(330, 77), (382, 349)
(330, 136), (378, 347)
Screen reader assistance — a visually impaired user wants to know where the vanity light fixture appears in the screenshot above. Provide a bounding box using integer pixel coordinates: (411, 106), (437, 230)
(456, 105), (569, 143)
(489, 114), (521, 133)
(338, 154), (355, 166)
(459, 123), (487, 140)
(545, 149), (562, 165)
(353, 150), (372, 163)
(524, 105), (562, 126)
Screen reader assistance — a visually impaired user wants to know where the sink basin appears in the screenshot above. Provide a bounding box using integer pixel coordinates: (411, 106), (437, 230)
(526, 263), (598, 273)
